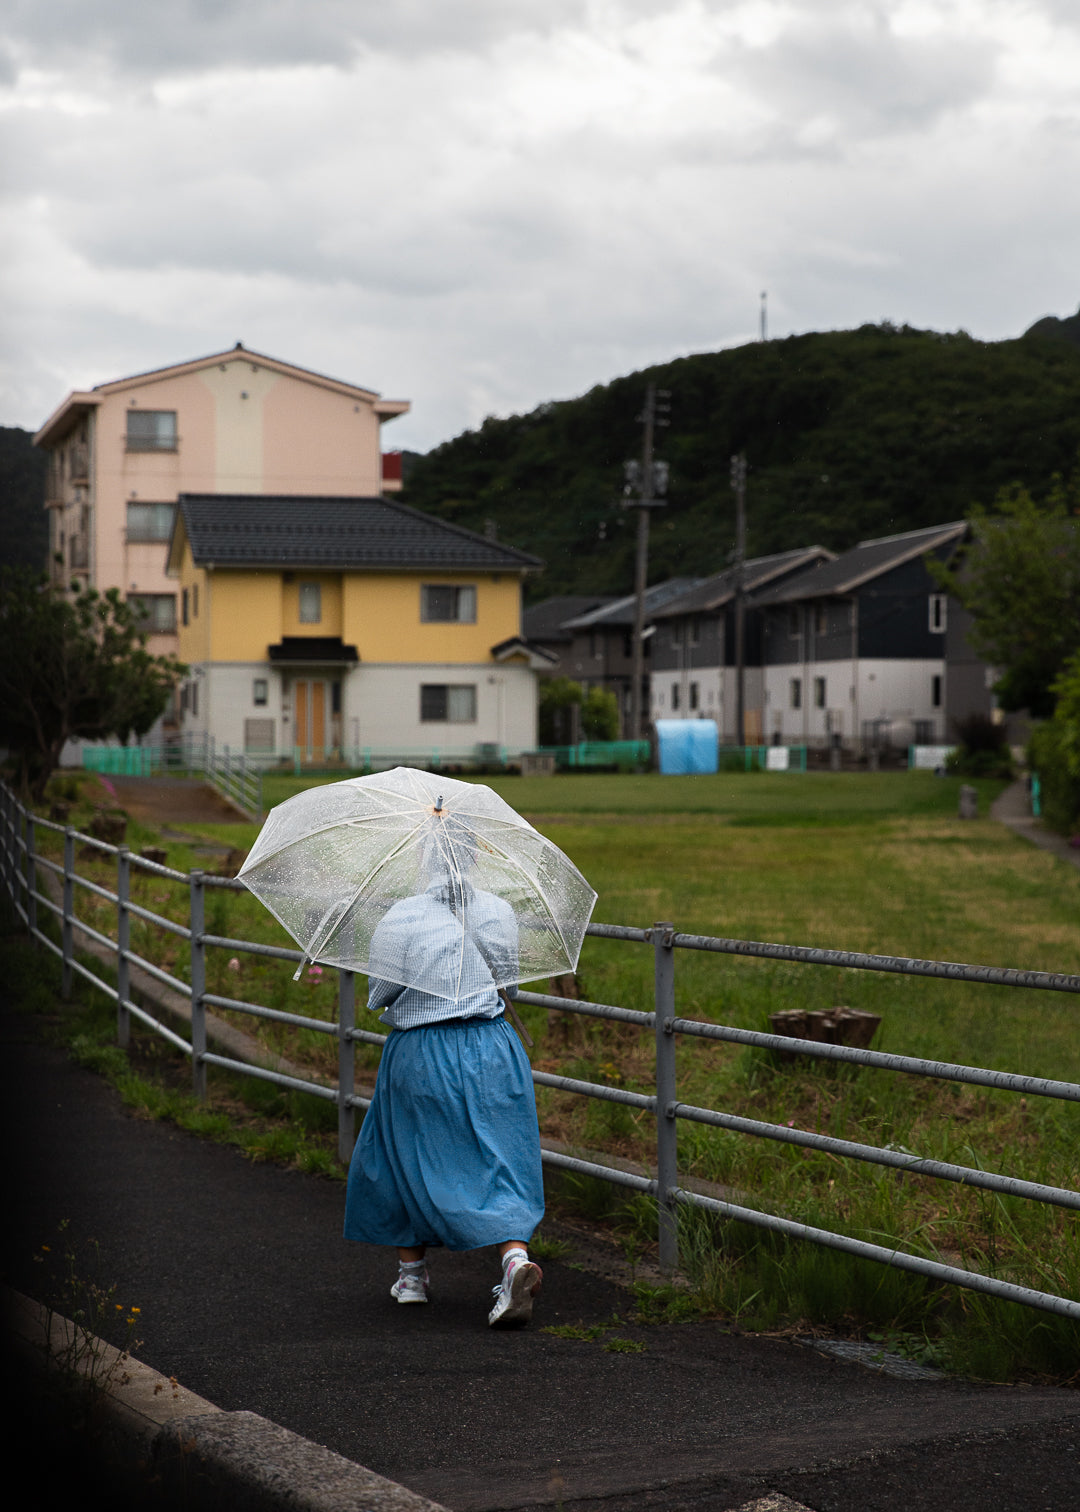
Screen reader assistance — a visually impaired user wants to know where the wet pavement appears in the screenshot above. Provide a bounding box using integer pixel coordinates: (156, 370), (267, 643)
(4, 971), (1078, 1512)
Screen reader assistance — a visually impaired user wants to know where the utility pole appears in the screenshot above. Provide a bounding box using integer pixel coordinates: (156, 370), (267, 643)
(760, 290), (768, 342)
(731, 452), (747, 746)
(622, 384), (670, 740)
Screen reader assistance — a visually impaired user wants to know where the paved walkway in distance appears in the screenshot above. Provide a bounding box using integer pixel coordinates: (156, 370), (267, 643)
(990, 779), (1080, 870)
(4, 972), (1078, 1512)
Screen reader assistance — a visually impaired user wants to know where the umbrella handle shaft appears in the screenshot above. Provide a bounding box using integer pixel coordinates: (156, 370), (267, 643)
(499, 990), (534, 1051)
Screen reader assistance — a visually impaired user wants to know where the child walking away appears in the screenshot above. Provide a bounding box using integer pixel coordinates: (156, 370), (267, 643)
(343, 826), (549, 1326)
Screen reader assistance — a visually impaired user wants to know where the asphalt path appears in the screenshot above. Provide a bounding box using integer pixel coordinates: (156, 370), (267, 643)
(4, 978), (1078, 1512)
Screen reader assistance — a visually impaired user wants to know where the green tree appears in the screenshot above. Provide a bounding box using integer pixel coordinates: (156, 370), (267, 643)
(1029, 649), (1080, 835)
(538, 678), (620, 743)
(1051, 650), (1080, 779)
(580, 685), (620, 740)
(0, 571), (186, 799)
(538, 677), (584, 745)
(933, 476), (1080, 716)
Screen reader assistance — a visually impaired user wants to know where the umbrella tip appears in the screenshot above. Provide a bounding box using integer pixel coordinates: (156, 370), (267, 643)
(434, 794), (444, 813)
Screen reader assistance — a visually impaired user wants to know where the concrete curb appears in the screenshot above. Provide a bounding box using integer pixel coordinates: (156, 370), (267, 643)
(6, 1287), (450, 1511)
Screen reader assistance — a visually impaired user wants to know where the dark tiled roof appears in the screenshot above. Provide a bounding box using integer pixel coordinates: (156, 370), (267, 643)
(523, 595), (619, 641)
(561, 577), (702, 630)
(652, 547), (834, 619)
(175, 495), (542, 571)
(752, 522), (967, 605)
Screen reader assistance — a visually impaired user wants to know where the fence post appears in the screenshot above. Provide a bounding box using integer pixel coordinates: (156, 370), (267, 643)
(338, 970), (356, 1163)
(224, 744), (232, 801)
(25, 808), (37, 937)
(190, 870), (207, 1099)
(62, 828), (75, 999)
(653, 920), (679, 1272)
(117, 845), (131, 1049)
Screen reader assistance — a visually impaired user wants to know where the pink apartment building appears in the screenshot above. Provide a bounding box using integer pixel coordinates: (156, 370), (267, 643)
(34, 343), (410, 661)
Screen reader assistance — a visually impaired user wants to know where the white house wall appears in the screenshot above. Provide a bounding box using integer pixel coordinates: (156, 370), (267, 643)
(763, 657), (945, 745)
(187, 660), (538, 759)
(350, 663), (537, 755)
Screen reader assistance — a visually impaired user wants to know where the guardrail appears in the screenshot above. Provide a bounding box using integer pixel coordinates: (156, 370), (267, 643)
(2, 779), (1077, 1323)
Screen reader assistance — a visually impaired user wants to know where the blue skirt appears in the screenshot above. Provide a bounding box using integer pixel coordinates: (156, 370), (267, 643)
(343, 1015), (545, 1251)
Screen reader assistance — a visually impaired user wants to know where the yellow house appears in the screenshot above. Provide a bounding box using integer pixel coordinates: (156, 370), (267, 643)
(167, 494), (552, 761)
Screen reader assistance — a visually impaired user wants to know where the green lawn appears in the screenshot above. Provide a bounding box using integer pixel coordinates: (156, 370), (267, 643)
(259, 768), (1001, 822)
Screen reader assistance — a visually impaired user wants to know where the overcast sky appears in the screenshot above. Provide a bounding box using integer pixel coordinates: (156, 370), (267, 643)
(3, 1), (1078, 452)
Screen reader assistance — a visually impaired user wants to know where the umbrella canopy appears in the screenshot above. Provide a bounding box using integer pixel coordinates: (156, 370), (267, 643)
(238, 767), (597, 1001)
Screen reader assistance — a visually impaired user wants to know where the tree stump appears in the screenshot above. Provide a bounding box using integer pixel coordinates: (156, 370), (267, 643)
(768, 1006), (882, 1061)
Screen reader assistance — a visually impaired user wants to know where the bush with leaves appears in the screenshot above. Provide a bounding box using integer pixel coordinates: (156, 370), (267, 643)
(538, 677), (621, 743)
(945, 712), (1014, 779)
(0, 570), (186, 799)
(1028, 651), (1080, 835)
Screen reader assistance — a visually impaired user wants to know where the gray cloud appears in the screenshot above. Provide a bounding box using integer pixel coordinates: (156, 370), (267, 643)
(4, 0), (599, 75)
(727, 10), (999, 144)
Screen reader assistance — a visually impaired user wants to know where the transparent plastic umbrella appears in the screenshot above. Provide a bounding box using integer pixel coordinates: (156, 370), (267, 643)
(238, 767), (597, 1001)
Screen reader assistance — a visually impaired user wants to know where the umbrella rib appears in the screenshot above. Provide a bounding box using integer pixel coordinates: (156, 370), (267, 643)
(465, 829), (578, 970)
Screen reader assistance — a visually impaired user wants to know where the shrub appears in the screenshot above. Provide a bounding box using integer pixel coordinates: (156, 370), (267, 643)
(946, 713), (1014, 779)
(1028, 722), (1080, 836)
(1027, 651), (1080, 836)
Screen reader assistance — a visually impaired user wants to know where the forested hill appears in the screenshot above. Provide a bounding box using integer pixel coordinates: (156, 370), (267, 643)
(400, 322), (1080, 601)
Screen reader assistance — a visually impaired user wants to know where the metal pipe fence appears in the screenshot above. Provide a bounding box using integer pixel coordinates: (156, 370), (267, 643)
(1, 779), (1078, 1323)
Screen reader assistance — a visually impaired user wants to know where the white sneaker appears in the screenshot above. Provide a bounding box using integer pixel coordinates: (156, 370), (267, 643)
(488, 1258), (543, 1328)
(391, 1268), (429, 1304)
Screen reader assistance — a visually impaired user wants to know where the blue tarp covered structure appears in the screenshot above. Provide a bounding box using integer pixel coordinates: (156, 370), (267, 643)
(655, 719), (719, 775)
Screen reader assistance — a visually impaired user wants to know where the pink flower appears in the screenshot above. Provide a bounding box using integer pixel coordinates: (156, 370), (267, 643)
(227, 957), (240, 972)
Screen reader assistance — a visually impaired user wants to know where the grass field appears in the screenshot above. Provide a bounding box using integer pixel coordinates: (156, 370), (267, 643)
(23, 766), (1080, 1380)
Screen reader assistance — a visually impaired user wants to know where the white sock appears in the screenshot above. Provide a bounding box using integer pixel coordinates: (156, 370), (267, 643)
(502, 1247), (528, 1273)
(399, 1259), (426, 1274)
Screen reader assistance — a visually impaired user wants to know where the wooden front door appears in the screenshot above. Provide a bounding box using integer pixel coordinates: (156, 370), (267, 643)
(294, 679), (327, 762)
